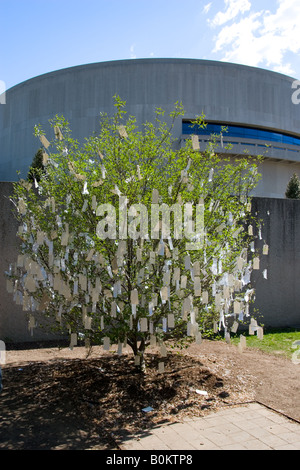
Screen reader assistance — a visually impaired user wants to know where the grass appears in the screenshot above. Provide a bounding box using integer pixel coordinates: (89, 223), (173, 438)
(230, 327), (300, 360)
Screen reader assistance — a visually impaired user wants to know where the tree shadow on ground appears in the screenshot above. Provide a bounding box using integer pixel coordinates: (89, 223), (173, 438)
(0, 353), (231, 450)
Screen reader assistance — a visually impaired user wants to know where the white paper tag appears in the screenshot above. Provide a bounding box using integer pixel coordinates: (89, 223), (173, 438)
(117, 342), (123, 355)
(130, 289), (139, 305)
(253, 257), (260, 270)
(263, 244), (269, 255)
(191, 134), (199, 150)
(231, 321), (239, 333)
(202, 291), (208, 304)
(134, 355), (140, 365)
(140, 317), (148, 332)
(103, 336), (110, 350)
(167, 313), (175, 328)
(257, 326), (264, 339)
(234, 301), (241, 314)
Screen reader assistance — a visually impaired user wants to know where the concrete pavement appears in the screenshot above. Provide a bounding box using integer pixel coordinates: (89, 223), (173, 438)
(118, 403), (300, 450)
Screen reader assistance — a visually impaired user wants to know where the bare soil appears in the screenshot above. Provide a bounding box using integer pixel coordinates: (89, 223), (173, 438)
(0, 339), (299, 450)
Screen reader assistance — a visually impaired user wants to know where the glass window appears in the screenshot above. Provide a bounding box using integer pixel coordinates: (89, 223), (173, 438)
(182, 121), (300, 146)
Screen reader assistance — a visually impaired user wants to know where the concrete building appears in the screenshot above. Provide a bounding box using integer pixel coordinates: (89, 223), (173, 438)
(1, 59), (300, 341)
(1, 58), (300, 198)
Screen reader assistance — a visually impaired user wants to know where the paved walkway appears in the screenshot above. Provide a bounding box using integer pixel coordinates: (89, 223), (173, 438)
(118, 403), (300, 450)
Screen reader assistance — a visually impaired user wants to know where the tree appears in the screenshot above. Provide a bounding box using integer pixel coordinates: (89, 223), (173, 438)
(285, 173), (300, 199)
(6, 96), (264, 371)
(27, 148), (46, 183)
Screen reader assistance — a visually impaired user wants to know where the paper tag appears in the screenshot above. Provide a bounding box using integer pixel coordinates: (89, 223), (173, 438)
(184, 255), (191, 270)
(92, 179), (103, 187)
(231, 320), (239, 333)
(130, 289), (139, 305)
(40, 134), (50, 148)
(238, 335), (247, 353)
(173, 267), (180, 283)
(61, 231), (69, 246)
(81, 199), (88, 211)
(137, 165), (142, 180)
(111, 301), (117, 317)
(181, 275), (187, 289)
(225, 331), (231, 344)
(160, 342), (167, 357)
(191, 134), (199, 150)
(131, 304), (137, 317)
(216, 223), (226, 233)
(149, 251), (156, 264)
(36, 231), (44, 245)
(263, 244), (269, 255)
(234, 301), (241, 314)
(117, 342), (123, 356)
(42, 151), (49, 165)
(18, 198), (27, 215)
(134, 355), (140, 365)
(202, 291), (209, 304)
(79, 274), (87, 291)
(183, 296), (192, 315)
(167, 313), (175, 328)
(263, 269), (268, 279)
(103, 336), (110, 350)
(85, 316), (92, 329)
(237, 257), (244, 270)
(249, 318), (257, 335)
(253, 257), (260, 270)
(163, 271), (170, 286)
(140, 317), (148, 332)
(0, 340), (6, 365)
(257, 326), (264, 339)
(195, 332), (202, 345)
(70, 333), (77, 348)
(54, 126), (63, 140)
(160, 286), (169, 301)
(193, 261), (200, 276)
(118, 125), (128, 139)
(104, 289), (112, 298)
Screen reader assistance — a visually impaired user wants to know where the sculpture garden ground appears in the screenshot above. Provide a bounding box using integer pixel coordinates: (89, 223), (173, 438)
(0, 337), (299, 450)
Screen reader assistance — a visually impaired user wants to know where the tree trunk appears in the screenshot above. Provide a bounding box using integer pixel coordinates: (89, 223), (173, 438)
(127, 335), (146, 373)
(138, 339), (146, 372)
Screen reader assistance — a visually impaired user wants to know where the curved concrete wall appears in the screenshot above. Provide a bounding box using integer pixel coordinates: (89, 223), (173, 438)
(0, 59), (300, 196)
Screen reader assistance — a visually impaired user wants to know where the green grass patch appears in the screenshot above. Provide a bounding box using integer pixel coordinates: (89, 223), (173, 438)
(230, 327), (300, 359)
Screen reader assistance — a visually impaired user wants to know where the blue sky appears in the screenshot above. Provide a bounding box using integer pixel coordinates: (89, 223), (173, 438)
(1, 0), (300, 90)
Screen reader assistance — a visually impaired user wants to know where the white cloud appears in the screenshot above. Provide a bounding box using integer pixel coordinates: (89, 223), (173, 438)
(209, 0), (251, 26)
(130, 44), (136, 59)
(273, 63), (295, 76)
(209, 0), (300, 75)
(203, 2), (212, 14)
